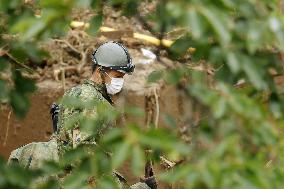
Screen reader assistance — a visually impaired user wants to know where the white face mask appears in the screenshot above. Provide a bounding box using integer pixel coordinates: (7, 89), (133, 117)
(105, 72), (124, 95)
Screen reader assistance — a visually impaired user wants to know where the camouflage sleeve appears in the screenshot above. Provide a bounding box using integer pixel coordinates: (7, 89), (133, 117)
(57, 84), (114, 155)
(8, 139), (59, 169)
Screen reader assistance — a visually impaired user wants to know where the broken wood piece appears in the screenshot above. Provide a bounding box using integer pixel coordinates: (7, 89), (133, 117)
(160, 156), (176, 169)
(53, 66), (78, 81)
(187, 63), (215, 75)
(70, 21), (90, 29)
(100, 29), (134, 39)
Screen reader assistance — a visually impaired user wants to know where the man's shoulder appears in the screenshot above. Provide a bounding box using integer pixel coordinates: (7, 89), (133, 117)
(64, 83), (85, 97)
(8, 139), (59, 168)
(64, 83), (103, 100)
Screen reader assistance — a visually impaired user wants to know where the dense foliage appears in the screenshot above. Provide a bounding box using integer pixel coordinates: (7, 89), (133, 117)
(1, 0), (284, 188)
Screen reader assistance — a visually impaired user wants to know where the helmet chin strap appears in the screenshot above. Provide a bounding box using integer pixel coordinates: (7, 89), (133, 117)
(98, 66), (114, 105)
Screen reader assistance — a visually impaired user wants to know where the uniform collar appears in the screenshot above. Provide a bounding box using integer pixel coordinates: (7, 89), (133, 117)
(84, 79), (114, 105)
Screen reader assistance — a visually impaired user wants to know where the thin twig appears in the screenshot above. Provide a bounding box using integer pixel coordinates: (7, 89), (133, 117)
(153, 88), (159, 128)
(280, 53), (284, 75)
(4, 52), (35, 73)
(3, 110), (12, 146)
(61, 67), (66, 92)
(136, 14), (159, 37)
(53, 39), (81, 54)
(77, 52), (87, 73)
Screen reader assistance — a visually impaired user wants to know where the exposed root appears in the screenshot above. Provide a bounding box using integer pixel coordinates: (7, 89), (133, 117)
(145, 87), (160, 128)
(53, 66), (78, 81)
(153, 88), (159, 129)
(61, 67), (66, 92)
(51, 30), (93, 81)
(145, 94), (155, 128)
(3, 110), (12, 146)
(53, 39), (81, 55)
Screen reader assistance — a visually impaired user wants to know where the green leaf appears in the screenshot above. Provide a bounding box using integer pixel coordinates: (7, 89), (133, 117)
(0, 79), (8, 100)
(61, 147), (87, 165)
(158, 165), (191, 183)
(96, 175), (119, 189)
(0, 0), (22, 11)
(187, 9), (204, 39)
(199, 6), (231, 46)
(9, 90), (30, 118)
(13, 70), (37, 93)
(241, 55), (266, 90)
(112, 141), (130, 169)
(37, 179), (60, 189)
(87, 15), (102, 36)
(4, 164), (40, 188)
(131, 145), (145, 176)
(269, 17), (284, 51)
(162, 114), (177, 128)
(123, 0), (138, 16)
(0, 173), (5, 188)
(138, 128), (189, 155)
(40, 0), (72, 9)
(24, 20), (45, 40)
(201, 166), (215, 188)
(125, 106), (145, 117)
(147, 70), (164, 83)
(74, 0), (91, 7)
(63, 170), (89, 189)
(169, 35), (193, 60)
(165, 68), (185, 85)
(226, 52), (241, 73)
(101, 128), (123, 145)
(0, 60), (7, 71)
(41, 161), (62, 175)
(92, 150), (113, 175)
(247, 21), (264, 53)
(213, 98), (226, 118)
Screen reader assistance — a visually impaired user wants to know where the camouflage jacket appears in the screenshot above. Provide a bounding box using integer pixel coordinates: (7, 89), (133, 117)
(56, 79), (114, 156)
(7, 80), (151, 189)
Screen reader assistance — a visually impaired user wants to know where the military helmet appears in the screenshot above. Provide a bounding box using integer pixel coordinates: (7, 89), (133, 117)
(92, 41), (135, 74)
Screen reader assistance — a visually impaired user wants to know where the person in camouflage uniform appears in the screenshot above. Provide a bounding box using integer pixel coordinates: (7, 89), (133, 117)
(8, 41), (155, 189)
(55, 79), (114, 157)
